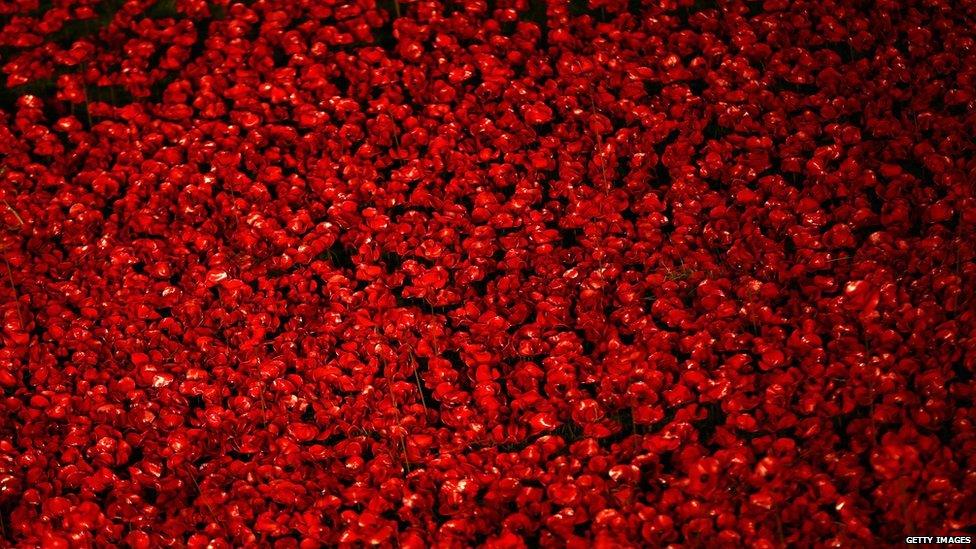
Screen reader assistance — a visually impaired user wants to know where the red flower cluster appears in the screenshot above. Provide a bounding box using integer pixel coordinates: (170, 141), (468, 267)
(1, 0), (975, 545)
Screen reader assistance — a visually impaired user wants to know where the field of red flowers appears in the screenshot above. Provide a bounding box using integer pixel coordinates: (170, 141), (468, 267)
(1, 0), (974, 546)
